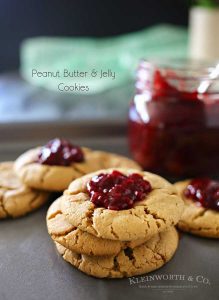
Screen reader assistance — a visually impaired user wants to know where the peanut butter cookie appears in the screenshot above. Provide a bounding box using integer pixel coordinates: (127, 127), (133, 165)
(61, 168), (184, 241)
(47, 198), (149, 256)
(0, 162), (49, 218)
(175, 179), (219, 238)
(55, 227), (179, 278)
(14, 139), (141, 192)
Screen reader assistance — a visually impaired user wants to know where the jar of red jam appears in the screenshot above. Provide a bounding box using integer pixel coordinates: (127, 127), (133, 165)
(128, 60), (219, 177)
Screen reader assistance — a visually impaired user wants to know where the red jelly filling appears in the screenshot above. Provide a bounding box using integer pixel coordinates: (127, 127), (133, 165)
(87, 170), (152, 210)
(38, 138), (84, 166)
(184, 178), (219, 211)
(129, 61), (219, 177)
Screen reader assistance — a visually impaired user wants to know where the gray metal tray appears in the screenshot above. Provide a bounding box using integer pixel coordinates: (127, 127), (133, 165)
(0, 137), (218, 300)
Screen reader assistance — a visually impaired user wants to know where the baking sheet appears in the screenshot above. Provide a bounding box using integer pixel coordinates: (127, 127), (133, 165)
(0, 140), (219, 300)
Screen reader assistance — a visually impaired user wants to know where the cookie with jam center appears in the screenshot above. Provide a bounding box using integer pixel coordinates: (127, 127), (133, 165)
(14, 138), (141, 192)
(175, 179), (219, 238)
(60, 168), (184, 241)
(0, 162), (49, 219)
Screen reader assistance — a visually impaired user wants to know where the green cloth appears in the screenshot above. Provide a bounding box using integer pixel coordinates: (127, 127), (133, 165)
(20, 24), (188, 94)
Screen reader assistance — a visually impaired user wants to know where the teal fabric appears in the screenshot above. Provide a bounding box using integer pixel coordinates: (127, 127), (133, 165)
(20, 24), (188, 94)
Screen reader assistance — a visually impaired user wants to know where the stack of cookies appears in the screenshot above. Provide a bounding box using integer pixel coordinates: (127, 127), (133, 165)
(47, 168), (184, 278)
(3, 137), (218, 279)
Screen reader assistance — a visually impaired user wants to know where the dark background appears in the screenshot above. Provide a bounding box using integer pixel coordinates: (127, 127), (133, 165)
(0, 0), (189, 72)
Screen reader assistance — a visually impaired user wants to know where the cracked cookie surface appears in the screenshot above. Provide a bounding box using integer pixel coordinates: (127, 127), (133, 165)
(47, 198), (149, 256)
(14, 147), (141, 192)
(175, 180), (219, 238)
(61, 168), (184, 241)
(0, 162), (49, 218)
(55, 227), (179, 278)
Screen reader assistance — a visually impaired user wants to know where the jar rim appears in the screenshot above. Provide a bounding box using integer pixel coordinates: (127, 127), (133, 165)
(139, 58), (219, 81)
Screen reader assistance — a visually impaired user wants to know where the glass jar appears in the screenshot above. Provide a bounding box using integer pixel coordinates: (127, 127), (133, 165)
(128, 59), (219, 177)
